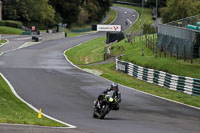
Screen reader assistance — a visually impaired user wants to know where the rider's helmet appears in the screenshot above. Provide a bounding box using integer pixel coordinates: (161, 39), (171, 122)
(110, 82), (118, 91)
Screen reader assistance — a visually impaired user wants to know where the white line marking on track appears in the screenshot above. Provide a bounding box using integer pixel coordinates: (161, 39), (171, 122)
(0, 6), (140, 129)
(0, 39), (9, 48)
(110, 7), (118, 24)
(0, 73), (76, 129)
(125, 10), (139, 32)
(64, 43), (200, 111)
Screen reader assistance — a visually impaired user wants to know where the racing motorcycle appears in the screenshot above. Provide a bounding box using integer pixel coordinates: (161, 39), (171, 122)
(93, 90), (118, 119)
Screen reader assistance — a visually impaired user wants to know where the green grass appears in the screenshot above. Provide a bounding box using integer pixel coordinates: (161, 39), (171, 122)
(0, 26), (24, 35)
(111, 36), (200, 79)
(114, 4), (155, 33)
(104, 9), (117, 24)
(79, 63), (200, 108)
(66, 29), (85, 37)
(0, 75), (66, 127)
(65, 36), (200, 108)
(66, 3), (200, 79)
(65, 4), (154, 65)
(67, 8), (117, 37)
(0, 40), (7, 46)
(65, 3), (200, 109)
(67, 32), (85, 37)
(67, 33), (200, 79)
(66, 37), (106, 65)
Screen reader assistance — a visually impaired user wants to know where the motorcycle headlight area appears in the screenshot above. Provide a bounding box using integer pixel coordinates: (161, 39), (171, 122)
(109, 98), (114, 102)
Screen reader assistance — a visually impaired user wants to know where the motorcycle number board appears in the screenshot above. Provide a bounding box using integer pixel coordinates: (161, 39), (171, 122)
(97, 25), (121, 32)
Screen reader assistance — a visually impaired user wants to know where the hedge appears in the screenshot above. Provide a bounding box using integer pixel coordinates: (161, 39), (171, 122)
(0, 20), (23, 28)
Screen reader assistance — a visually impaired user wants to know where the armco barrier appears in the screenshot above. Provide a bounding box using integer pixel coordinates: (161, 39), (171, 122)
(32, 32), (65, 42)
(116, 59), (200, 96)
(41, 32), (65, 42)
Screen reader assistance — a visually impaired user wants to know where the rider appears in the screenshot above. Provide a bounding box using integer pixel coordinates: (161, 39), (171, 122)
(94, 82), (121, 110)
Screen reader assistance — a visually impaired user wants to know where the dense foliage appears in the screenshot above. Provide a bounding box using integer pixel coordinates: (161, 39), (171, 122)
(2, 0), (112, 28)
(161, 0), (200, 23)
(114, 0), (166, 7)
(2, 0), (55, 27)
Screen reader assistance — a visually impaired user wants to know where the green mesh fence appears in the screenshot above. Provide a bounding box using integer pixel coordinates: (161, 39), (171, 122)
(158, 14), (200, 58)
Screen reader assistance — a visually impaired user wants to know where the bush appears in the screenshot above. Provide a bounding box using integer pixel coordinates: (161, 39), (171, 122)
(0, 21), (6, 26)
(24, 21), (50, 30)
(143, 24), (156, 34)
(0, 26), (24, 35)
(5, 20), (23, 28)
(0, 20), (23, 28)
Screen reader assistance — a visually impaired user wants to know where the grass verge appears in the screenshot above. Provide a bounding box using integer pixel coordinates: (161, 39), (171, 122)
(0, 40), (7, 46)
(66, 44), (200, 108)
(65, 37), (200, 108)
(67, 8), (117, 37)
(66, 33), (200, 79)
(111, 36), (200, 79)
(66, 37), (106, 65)
(67, 31), (85, 37)
(0, 75), (66, 127)
(0, 26), (24, 35)
(65, 4), (153, 65)
(114, 4), (154, 33)
(104, 9), (117, 24)
(79, 63), (200, 108)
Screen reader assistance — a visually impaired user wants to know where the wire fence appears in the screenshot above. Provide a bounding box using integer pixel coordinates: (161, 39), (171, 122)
(158, 14), (200, 59)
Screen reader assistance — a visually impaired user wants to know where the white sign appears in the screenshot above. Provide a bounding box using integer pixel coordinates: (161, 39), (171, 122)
(97, 25), (121, 32)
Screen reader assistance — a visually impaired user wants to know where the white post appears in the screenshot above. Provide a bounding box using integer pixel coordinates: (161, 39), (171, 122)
(0, 1), (2, 21)
(155, 0), (158, 58)
(141, 0), (144, 56)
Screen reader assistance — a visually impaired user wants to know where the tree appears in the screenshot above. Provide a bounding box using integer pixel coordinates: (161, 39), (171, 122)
(30, 0), (56, 27)
(81, 0), (112, 23)
(2, 0), (56, 28)
(2, 0), (31, 21)
(95, 0), (112, 21)
(49, 0), (112, 26)
(2, 0), (112, 28)
(49, 0), (81, 26)
(161, 0), (200, 23)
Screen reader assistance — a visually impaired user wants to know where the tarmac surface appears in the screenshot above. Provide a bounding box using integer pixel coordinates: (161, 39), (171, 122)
(0, 124), (91, 133)
(0, 6), (200, 133)
(0, 35), (32, 52)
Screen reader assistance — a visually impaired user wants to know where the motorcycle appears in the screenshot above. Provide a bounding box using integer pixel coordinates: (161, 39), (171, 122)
(93, 90), (118, 119)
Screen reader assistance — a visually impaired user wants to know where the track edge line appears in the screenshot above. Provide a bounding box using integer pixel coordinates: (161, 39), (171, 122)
(64, 46), (200, 111)
(0, 73), (77, 129)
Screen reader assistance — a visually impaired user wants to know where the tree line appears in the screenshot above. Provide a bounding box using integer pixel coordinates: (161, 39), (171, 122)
(161, 0), (200, 23)
(2, 0), (112, 28)
(116, 0), (199, 24)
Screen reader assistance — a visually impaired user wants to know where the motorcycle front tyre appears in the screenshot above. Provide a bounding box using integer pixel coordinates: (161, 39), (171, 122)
(99, 105), (109, 119)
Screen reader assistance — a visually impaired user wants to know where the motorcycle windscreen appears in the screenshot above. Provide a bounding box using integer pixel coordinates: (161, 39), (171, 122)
(107, 90), (116, 98)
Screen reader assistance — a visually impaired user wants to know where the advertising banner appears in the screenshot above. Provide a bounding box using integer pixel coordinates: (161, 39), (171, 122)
(97, 25), (121, 32)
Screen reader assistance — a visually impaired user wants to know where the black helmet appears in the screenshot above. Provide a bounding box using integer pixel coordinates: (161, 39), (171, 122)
(110, 82), (118, 90)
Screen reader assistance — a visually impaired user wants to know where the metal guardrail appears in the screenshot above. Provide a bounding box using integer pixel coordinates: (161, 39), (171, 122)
(32, 32), (65, 42)
(167, 14), (200, 28)
(116, 59), (200, 96)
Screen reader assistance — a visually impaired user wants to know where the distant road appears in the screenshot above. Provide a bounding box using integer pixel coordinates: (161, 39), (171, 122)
(0, 35), (31, 52)
(0, 6), (199, 133)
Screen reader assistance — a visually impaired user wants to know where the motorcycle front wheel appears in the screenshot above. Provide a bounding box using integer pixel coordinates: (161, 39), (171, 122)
(99, 105), (109, 119)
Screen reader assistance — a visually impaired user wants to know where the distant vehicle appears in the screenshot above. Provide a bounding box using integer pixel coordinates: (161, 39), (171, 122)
(152, 8), (157, 20)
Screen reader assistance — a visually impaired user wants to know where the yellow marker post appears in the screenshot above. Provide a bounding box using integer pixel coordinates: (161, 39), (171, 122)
(38, 109), (42, 119)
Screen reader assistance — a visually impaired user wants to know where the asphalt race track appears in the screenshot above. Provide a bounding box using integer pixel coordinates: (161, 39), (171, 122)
(0, 6), (200, 133)
(0, 35), (31, 52)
